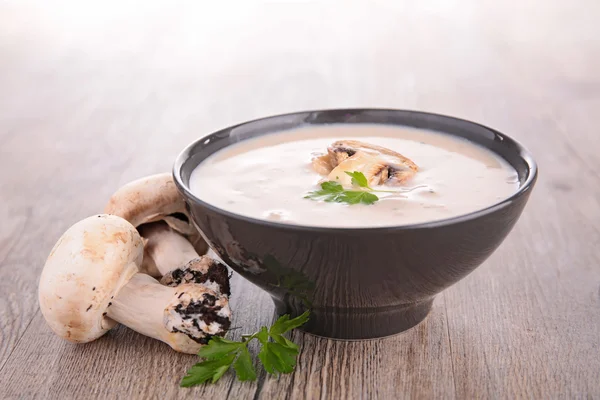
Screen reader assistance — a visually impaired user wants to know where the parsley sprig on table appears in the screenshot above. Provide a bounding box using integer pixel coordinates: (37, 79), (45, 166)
(181, 311), (310, 387)
(305, 171), (386, 205)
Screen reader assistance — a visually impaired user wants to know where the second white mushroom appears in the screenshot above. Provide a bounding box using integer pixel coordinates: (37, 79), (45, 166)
(104, 173), (231, 296)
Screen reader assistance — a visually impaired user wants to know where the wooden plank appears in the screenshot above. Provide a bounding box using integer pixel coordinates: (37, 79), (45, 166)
(439, 105), (600, 398)
(258, 305), (456, 400)
(0, 275), (271, 400)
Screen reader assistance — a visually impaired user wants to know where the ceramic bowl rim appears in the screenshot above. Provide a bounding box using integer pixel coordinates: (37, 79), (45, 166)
(172, 108), (538, 233)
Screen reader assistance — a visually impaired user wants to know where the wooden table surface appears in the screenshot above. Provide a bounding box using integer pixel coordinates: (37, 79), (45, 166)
(1, 1), (599, 399)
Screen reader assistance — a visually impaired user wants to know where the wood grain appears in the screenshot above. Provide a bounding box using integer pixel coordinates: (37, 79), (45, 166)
(0, 1), (598, 399)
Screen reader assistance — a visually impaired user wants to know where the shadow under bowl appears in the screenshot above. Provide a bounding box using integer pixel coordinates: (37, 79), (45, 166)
(173, 108), (538, 340)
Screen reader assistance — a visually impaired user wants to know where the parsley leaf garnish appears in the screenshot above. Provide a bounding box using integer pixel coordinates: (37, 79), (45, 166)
(345, 171), (371, 188)
(304, 171), (382, 205)
(181, 353), (237, 386)
(270, 311), (310, 335)
(180, 311), (310, 387)
(233, 346), (256, 381)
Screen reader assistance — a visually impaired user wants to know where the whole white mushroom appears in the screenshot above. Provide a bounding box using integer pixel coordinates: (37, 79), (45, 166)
(38, 214), (232, 354)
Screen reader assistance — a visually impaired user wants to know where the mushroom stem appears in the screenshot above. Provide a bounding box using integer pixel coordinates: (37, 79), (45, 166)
(137, 222), (231, 298)
(107, 273), (176, 345)
(138, 222), (231, 297)
(107, 273), (231, 354)
(138, 222), (200, 277)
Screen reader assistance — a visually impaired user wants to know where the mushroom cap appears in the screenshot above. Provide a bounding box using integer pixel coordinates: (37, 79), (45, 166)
(312, 140), (418, 186)
(104, 173), (208, 257)
(38, 214), (143, 343)
(104, 173), (185, 228)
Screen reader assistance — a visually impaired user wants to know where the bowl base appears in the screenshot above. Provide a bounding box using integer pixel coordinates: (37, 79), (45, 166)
(273, 298), (434, 340)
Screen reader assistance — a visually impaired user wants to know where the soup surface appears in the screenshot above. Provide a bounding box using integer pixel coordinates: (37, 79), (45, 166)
(189, 124), (519, 228)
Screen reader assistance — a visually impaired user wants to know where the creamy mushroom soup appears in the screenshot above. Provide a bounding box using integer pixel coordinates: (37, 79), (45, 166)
(189, 124), (519, 228)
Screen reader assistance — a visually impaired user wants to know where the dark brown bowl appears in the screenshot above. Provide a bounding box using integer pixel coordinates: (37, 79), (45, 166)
(173, 109), (538, 340)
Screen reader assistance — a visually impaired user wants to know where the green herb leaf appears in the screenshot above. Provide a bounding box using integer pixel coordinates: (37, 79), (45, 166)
(233, 346), (257, 381)
(270, 311), (311, 336)
(269, 342), (299, 373)
(180, 353), (237, 387)
(256, 326), (269, 344)
(344, 190), (379, 205)
(181, 312), (310, 387)
(197, 336), (244, 360)
(305, 184), (379, 205)
(258, 342), (299, 374)
(271, 333), (299, 350)
(305, 172), (380, 205)
(321, 181), (344, 192)
(344, 171), (370, 188)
